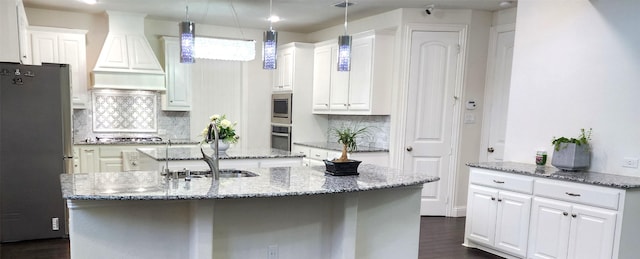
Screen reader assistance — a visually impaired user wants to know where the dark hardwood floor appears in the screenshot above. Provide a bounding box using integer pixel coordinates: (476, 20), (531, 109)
(1, 217), (501, 259)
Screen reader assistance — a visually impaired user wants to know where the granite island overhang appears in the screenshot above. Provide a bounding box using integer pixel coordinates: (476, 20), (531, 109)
(61, 165), (439, 259)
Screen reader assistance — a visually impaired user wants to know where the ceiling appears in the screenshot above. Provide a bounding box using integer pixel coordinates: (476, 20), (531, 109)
(23, 0), (517, 33)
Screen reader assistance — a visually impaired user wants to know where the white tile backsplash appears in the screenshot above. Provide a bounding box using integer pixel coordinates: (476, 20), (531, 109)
(327, 115), (390, 149)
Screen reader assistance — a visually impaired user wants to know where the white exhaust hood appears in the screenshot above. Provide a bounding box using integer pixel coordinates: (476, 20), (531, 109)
(91, 11), (165, 91)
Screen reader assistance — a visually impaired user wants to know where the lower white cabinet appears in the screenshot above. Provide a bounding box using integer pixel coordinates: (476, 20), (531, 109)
(467, 185), (531, 258)
(292, 144), (389, 167)
(464, 167), (639, 259)
(528, 198), (617, 259)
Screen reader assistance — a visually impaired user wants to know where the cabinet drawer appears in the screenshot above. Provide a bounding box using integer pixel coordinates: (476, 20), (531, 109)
(291, 145), (309, 157)
(469, 168), (534, 194)
(100, 146), (126, 157)
(309, 148), (328, 161)
(534, 179), (621, 210)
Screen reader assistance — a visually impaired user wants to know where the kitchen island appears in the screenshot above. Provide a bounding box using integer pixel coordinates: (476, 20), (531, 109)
(62, 165), (439, 259)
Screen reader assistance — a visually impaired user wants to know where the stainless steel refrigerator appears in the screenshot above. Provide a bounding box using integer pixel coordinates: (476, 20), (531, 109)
(0, 62), (72, 242)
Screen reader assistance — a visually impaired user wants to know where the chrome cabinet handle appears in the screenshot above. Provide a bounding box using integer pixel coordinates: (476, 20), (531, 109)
(487, 147), (495, 153)
(565, 192), (581, 197)
(497, 199), (502, 202)
(406, 146), (413, 152)
(493, 180), (505, 184)
(571, 214), (577, 218)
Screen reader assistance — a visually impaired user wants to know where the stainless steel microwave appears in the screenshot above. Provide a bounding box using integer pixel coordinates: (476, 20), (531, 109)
(271, 93), (292, 124)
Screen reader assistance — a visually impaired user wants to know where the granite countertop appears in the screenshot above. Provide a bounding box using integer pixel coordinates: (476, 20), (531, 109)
(468, 161), (640, 189)
(137, 146), (305, 161)
(294, 142), (389, 153)
(74, 139), (199, 145)
(60, 164), (440, 200)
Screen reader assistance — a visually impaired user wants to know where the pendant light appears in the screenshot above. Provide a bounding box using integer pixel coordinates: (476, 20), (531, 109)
(179, 1), (195, 63)
(337, 0), (352, 72)
(262, 0), (278, 70)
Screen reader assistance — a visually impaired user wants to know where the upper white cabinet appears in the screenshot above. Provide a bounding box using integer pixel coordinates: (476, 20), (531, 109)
(312, 30), (394, 115)
(0, 0), (29, 64)
(29, 26), (89, 109)
(161, 36), (191, 111)
(272, 46), (294, 91)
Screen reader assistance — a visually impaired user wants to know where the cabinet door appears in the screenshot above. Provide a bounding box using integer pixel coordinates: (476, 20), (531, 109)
(99, 158), (123, 172)
(467, 185), (499, 247)
(312, 45), (332, 112)
(79, 147), (100, 173)
(567, 205), (616, 259)
(30, 31), (58, 65)
(58, 33), (88, 108)
(127, 34), (161, 70)
(329, 46), (350, 111)
(348, 36), (373, 111)
(17, 1), (29, 64)
(528, 197), (572, 259)
(162, 37), (191, 111)
(495, 190), (531, 258)
(273, 47), (293, 91)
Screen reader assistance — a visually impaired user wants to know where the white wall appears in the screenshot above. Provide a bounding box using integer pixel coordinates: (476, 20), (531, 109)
(504, 0), (640, 176)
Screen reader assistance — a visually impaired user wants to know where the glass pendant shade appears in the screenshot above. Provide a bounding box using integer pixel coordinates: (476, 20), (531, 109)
(337, 35), (352, 72)
(179, 21), (195, 63)
(262, 30), (278, 70)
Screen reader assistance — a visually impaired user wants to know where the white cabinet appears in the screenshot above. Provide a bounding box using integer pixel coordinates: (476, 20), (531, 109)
(464, 167), (640, 259)
(272, 46), (294, 91)
(161, 36), (191, 111)
(528, 180), (619, 259)
(29, 26), (88, 109)
(78, 146), (100, 173)
(465, 169), (532, 258)
(292, 144), (389, 167)
(0, 0), (29, 64)
(312, 30), (393, 115)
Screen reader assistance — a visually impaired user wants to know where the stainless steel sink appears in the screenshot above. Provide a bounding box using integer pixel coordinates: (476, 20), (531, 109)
(219, 169), (259, 178)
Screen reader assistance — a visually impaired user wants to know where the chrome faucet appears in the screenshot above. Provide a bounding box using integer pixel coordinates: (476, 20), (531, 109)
(163, 139), (173, 179)
(201, 122), (220, 180)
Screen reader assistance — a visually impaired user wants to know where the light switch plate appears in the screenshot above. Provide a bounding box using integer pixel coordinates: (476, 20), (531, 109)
(622, 157), (639, 168)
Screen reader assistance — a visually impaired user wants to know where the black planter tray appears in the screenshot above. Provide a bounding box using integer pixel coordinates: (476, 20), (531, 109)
(323, 159), (362, 176)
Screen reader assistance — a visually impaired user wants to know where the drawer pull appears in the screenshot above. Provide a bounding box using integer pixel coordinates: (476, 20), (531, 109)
(565, 192), (581, 197)
(493, 180), (505, 184)
(497, 199), (503, 202)
(563, 212), (569, 216)
(571, 213), (577, 218)
(491, 197), (496, 201)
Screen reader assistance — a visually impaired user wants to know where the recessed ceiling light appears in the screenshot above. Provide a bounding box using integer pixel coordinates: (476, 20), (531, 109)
(268, 15), (280, 23)
(81, 0), (97, 5)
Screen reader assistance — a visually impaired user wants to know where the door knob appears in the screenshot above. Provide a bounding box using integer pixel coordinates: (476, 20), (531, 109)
(406, 146), (413, 152)
(487, 147), (495, 153)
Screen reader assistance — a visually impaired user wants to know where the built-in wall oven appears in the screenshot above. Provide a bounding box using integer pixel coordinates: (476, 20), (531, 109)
(271, 125), (292, 151)
(271, 93), (292, 124)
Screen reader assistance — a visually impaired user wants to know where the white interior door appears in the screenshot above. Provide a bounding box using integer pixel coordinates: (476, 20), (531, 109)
(481, 24), (515, 162)
(404, 31), (459, 216)
(190, 59), (243, 144)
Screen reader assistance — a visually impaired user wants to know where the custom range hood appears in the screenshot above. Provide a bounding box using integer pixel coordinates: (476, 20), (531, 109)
(92, 11), (165, 91)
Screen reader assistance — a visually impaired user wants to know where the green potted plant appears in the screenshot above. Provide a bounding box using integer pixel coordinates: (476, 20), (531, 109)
(324, 125), (369, 176)
(551, 128), (592, 171)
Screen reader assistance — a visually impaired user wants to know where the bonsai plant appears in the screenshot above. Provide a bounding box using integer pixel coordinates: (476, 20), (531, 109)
(324, 125), (370, 175)
(550, 128), (592, 171)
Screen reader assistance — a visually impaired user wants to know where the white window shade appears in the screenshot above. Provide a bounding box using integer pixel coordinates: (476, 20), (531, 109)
(195, 37), (256, 61)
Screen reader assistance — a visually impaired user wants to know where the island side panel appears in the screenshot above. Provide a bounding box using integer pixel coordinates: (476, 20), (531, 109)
(354, 185), (423, 259)
(67, 200), (192, 259)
